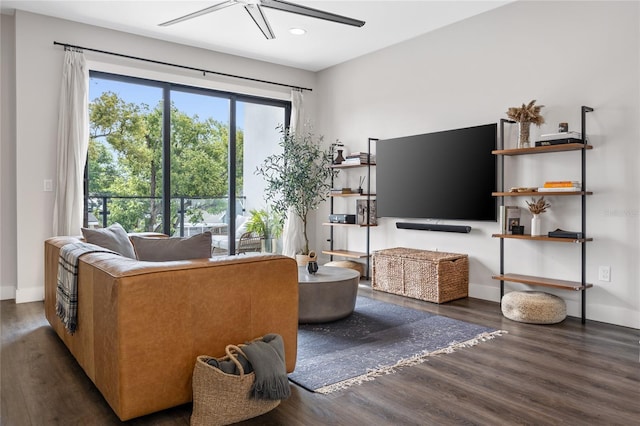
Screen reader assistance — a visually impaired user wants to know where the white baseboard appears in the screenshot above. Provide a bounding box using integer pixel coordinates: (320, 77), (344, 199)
(15, 286), (44, 303)
(0, 285), (16, 300)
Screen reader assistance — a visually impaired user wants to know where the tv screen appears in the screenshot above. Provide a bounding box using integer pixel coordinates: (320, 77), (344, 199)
(376, 124), (497, 221)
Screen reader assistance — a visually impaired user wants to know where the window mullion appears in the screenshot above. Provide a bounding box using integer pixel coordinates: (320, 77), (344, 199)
(162, 85), (171, 235)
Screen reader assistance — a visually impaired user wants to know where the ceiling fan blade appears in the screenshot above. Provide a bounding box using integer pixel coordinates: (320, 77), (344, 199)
(159, 0), (238, 27)
(244, 4), (276, 39)
(261, 0), (365, 27)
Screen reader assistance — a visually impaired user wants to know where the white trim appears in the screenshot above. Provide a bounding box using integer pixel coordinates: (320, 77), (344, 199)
(0, 285), (16, 301)
(15, 286), (44, 303)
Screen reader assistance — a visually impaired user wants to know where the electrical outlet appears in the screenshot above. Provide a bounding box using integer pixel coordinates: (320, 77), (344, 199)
(598, 266), (611, 282)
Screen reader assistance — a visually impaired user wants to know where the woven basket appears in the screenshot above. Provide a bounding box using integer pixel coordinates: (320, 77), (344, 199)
(191, 345), (280, 426)
(372, 247), (468, 303)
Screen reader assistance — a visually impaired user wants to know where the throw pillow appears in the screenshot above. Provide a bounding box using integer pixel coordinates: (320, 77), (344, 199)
(81, 223), (137, 259)
(235, 218), (249, 239)
(131, 231), (212, 261)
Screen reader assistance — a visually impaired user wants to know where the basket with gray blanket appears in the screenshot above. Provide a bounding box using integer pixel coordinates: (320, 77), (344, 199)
(191, 334), (291, 426)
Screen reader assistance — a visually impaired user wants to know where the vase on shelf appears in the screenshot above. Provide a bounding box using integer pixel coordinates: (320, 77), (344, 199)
(518, 121), (531, 148)
(334, 149), (345, 164)
(531, 214), (542, 236)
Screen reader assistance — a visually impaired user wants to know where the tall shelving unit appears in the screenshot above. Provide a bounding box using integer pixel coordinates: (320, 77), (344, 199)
(492, 107), (594, 323)
(323, 138), (377, 279)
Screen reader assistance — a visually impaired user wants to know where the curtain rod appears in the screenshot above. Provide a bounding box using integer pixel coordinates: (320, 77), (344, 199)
(53, 41), (312, 92)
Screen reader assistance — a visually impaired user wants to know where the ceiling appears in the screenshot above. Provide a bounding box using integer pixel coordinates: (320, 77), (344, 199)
(1, 1), (512, 71)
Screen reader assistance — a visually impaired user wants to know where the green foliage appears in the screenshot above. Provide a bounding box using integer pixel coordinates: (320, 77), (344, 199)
(246, 208), (283, 239)
(88, 91), (237, 233)
(255, 126), (337, 254)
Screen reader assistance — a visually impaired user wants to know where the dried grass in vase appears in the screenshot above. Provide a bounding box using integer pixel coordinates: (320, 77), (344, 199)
(506, 100), (545, 125)
(526, 197), (551, 215)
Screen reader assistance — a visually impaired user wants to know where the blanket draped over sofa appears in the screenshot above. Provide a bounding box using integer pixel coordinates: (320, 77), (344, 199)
(56, 242), (120, 334)
(44, 235), (299, 421)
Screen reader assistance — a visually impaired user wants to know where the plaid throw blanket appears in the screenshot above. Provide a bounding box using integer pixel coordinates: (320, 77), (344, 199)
(56, 242), (120, 334)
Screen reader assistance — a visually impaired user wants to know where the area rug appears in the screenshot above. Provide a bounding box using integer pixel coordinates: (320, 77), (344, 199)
(288, 295), (505, 394)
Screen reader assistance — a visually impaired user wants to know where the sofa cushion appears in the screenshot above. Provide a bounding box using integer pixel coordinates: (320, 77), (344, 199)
(81, 223), (137, 259)
(131, 232), (212, 261)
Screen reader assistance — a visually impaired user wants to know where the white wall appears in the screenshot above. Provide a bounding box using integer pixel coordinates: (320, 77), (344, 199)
(1, 13), (17, 300)
(315, 1), (640, 328)
(3, 10), (315, 303)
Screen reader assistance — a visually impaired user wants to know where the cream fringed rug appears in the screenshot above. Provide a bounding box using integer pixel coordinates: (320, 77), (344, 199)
(288, 296), (506, 394)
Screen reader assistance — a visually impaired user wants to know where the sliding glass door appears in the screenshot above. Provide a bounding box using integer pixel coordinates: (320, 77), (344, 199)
(87, 71), (290, 254)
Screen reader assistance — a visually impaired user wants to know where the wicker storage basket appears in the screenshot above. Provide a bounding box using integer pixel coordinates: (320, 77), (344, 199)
(191, 345), (280, 426)
(372, 247), (468, 303)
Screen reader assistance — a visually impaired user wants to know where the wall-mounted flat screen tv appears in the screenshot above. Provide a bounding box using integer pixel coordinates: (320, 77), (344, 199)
(376, 123), (497, 221)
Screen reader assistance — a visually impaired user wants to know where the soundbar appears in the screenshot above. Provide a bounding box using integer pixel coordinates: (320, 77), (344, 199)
(396, 222), (472, 233)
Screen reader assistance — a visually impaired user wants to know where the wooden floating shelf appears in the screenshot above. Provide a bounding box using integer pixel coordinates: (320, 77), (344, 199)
(331, 163), (376, 169)
(329, 193), (375, 197)
(493, 191), (592, 197)
(492, 143), (592, 156)
(322, 222), (377, 227)
(492, 273), (593, 291)
(322, 249), (369, 259)
(492, 234), (593, 243)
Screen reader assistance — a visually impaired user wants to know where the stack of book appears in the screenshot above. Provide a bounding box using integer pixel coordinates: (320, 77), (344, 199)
(342, 152), (376, 165)
(535, 131), (583, 146)
(331, 188), (355, 194)
(538, 181), (581, 192)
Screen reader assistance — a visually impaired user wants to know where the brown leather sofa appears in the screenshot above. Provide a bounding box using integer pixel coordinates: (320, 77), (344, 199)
(44, 235), (299, 421)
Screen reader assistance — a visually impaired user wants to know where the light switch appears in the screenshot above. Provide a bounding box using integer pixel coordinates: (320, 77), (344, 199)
(44, 179), (53, 192)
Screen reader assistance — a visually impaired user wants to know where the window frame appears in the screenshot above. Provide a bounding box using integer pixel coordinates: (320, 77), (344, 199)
(86, 70), (292, 243)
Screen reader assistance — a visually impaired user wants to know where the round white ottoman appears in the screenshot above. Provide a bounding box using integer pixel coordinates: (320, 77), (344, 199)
(501, 291), (567, 324)
(324, 260), (365, 278)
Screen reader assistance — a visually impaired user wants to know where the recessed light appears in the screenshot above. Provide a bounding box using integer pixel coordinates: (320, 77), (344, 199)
(289, 28), (307, 36)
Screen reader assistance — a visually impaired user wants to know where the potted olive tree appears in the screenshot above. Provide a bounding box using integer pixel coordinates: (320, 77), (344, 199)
(256, 126), (337, 262)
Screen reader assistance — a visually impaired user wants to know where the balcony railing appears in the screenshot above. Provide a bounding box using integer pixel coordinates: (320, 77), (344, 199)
(87, 195), (246, 237)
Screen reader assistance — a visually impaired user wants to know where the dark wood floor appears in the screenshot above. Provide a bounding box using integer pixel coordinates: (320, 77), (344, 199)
(2, 286), (639, 426)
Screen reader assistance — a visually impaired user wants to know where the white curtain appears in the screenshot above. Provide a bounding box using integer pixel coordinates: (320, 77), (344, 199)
(281, 89), (306, 257)
(53, 50), (89, 236)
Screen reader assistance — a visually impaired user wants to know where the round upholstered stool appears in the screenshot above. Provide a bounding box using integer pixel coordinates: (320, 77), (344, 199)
(324, 260), (365, 278)
(501, 291), (567, 324)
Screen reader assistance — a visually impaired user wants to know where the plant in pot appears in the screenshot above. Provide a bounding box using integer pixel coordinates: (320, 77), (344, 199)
(255, 125), (337, 263)
(245, 207), (283, 253)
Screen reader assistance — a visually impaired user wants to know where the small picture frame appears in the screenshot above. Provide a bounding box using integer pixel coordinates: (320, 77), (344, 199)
(512, 225), (525, 235)
(508, 218), (520, 234)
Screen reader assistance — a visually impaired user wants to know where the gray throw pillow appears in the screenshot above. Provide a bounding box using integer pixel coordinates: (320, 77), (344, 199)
(131, 232), (212, 261)
(81, 223), (136, 259)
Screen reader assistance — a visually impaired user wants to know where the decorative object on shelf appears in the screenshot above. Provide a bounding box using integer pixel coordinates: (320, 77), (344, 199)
(331, 139), (345, 164)
(512, 225), (525, 235)
(356, 199), (377, 225)
(358, 176), (366, 194)
(506, 100), (545, 148)
(526, 196), (551, 236)
(558, 122), (569, 132)
(256, 125), (337, 257)
(500, 205), (521, 234)
(306, 251), (319, 274)
(531, 214), (541, 236)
